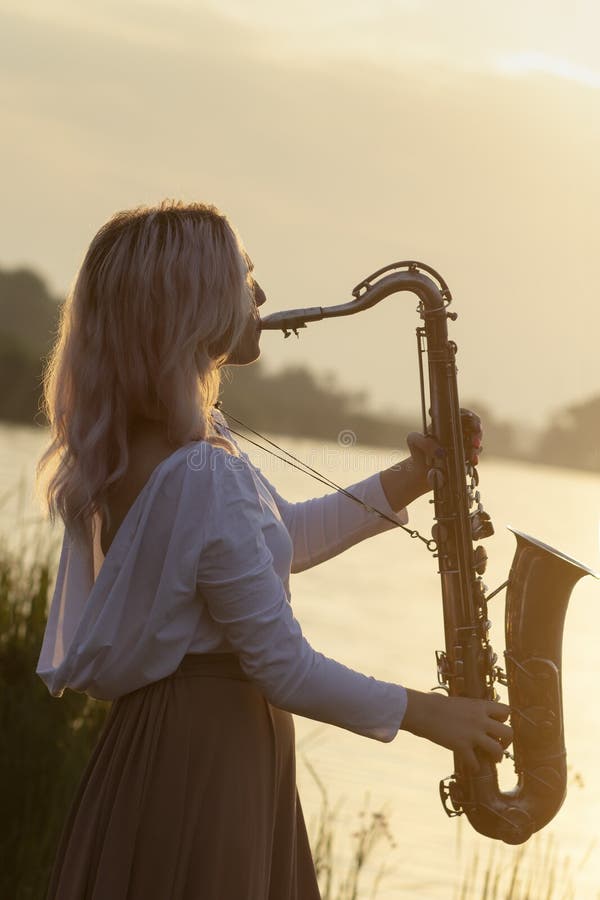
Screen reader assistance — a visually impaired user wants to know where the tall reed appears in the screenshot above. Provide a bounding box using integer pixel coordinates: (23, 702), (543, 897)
(305, 757), (397, 900)
(454, 815), (594, 900)
(0, 517), (110, 899)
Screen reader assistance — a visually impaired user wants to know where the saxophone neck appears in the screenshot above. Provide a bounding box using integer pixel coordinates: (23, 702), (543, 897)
(259, 261), (451, 334)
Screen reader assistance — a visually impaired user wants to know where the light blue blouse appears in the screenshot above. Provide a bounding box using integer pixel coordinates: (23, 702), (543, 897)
(36, 420), (409, 742)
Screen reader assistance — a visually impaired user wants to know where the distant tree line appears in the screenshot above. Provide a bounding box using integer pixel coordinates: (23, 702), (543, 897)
(534, 394), (600, 472)
(0, 265), (597, 473)
(0, 268), (59, 425)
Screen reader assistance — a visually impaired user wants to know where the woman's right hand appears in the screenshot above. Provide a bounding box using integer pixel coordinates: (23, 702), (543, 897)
(401, 688), (513, 772)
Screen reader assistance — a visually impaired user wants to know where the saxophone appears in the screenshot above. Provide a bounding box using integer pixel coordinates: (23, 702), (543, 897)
(260, 261), (598, 844)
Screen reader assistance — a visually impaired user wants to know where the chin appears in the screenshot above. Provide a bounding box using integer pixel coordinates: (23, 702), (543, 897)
(226, 341), (261, 366)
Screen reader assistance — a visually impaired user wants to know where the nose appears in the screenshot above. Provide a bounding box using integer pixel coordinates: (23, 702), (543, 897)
(253, 281), (267, 308)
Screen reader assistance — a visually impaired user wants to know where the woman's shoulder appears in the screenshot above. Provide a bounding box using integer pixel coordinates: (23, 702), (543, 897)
(125, 426), (247, 486)
(162, 440), (266, 545)
(182, 439), (258, 496)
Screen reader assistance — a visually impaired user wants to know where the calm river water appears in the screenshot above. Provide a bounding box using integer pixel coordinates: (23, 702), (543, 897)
(2, 422), (599, 898)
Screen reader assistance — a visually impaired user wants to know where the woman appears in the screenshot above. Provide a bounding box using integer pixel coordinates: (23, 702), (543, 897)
(36, 200), (512, 899)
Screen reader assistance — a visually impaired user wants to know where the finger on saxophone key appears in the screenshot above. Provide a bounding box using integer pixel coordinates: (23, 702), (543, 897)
(401, 690), (514, 773)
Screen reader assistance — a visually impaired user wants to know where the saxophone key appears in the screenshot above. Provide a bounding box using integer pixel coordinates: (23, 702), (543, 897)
(470, 509), (495, 540)
(435, 649), (449, 685)
(493, 666), (509, 686)
(482, 644), (497, 669)
(469, 466), (480, 486)
(427, 467), (446, 490)
(439, 776), (464, 817)
(473, 545), (488, 574)
(431, 522), (448, 544)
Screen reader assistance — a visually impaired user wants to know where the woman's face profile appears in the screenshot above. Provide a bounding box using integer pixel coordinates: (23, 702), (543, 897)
(225, 274), (267, 366)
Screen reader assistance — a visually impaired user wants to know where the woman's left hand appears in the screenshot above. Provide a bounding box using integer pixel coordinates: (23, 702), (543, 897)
(379, 409), (484, 510)
(407, 408), (483, 484)
(405, 432), (444, 496)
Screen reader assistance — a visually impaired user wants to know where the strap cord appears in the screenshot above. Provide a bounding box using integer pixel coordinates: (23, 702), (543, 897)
(216, 405), (437, 553)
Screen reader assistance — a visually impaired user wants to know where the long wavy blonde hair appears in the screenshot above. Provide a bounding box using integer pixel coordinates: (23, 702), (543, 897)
(36, 199), (253, 546)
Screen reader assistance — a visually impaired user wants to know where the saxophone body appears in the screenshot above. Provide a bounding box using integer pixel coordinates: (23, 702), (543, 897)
(260, 261), (597, 844)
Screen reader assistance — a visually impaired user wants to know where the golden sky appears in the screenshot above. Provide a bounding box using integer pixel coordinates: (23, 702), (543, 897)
(1, 0), (599, 429)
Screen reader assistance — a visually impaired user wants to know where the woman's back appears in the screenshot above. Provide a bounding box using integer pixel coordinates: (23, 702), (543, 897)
(101, 424), (179, 557)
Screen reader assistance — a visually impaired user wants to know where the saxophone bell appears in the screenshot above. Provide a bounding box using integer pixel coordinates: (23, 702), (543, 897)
(449, 528), (598, 844)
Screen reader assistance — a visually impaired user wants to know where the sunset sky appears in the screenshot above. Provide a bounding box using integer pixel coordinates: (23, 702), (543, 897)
(1, 0), (599, 430)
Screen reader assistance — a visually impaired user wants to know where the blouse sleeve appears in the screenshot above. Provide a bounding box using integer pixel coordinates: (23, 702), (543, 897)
(240, 455), (409, 573)
(195, 451), (407, 742)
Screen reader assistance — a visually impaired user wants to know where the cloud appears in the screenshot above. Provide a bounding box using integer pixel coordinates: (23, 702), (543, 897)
(495, 51), (600, 90)
(201, 0), (600, 79)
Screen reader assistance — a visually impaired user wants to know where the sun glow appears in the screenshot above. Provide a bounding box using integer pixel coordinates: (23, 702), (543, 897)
(495, 51), (600, 89)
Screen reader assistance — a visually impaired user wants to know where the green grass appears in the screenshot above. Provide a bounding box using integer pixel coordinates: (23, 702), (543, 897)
(0, 522), (110, 899)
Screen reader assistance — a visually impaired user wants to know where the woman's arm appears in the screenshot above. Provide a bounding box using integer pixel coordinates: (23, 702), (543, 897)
(213, 408), (409, 571)
(196, 451), (512, 760)
(195, 452), (407, 741)
(252, 465), (409, 573)
(213, 408), (482, 573)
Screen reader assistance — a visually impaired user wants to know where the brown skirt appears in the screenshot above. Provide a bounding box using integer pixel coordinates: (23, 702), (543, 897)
(45, 653), (321, 900)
